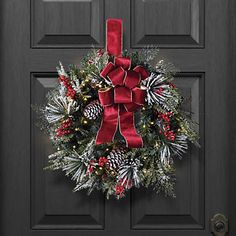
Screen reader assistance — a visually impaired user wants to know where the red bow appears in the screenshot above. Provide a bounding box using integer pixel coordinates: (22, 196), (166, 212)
(96, 57), (149, 148)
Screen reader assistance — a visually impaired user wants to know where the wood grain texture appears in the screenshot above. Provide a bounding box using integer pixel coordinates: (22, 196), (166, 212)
(30, 74), (105, 230)
(131, 0), (204, 48)
(131, 74), (205, 230)
(31, 0), (104, 48)
(229, 0), (236, 235)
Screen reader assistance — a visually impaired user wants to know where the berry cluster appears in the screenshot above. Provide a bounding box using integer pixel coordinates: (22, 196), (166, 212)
(155, 82), (176, 96)
(115, 184), (125, 196)
(158, 112), (172, 122)
(115, 179), (133, 197)
(87, 156), (134, 198)
(97, 49), (104, 57)
(59, 76), (76, 99)
(98, 157), (108, 167)
(56, 118), (73, 137)
(168, 82), (177, 89)
(155, 87), (164, 95)
(158, 112), (176, 141)
(88, 159), (96, 173)
(87, 157), (108, 174)
(88, 59), (93, 65)
(163, 129), (176, 141)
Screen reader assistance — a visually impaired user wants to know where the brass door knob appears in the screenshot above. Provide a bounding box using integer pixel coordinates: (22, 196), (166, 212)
(210, 214), (228, 236)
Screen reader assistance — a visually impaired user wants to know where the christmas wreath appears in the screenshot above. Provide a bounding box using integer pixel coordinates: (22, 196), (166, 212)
(37, 19), (199, 199)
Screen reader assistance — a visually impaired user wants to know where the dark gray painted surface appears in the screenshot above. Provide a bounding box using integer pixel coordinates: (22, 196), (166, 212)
(0, 0), (235, 235)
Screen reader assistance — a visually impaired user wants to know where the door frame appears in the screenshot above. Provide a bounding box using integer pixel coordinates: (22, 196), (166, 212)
(0, 0), (236, 235)
(229, 0), (236, 234)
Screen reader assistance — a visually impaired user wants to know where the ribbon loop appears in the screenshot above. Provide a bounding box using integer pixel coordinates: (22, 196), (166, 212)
(108, 67), (125, 86)
(100, 62), (115, 79)
(98, 88), (114, 106)
(133, 66), (150, 80)
(132, 87), (146, 105)
(114, 86), (132, 103)
(125, 71), (140, 89)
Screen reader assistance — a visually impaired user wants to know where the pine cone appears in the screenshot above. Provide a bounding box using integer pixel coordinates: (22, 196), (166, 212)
(83, 100), (103, 120)
(107, 147), (127, 170)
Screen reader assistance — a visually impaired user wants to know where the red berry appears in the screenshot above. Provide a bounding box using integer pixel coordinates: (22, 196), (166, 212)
(98, 157), (108, 167)
(115, 184), (125, 196)
(169, 82), (176, 89)
(97, 49), (104, 56)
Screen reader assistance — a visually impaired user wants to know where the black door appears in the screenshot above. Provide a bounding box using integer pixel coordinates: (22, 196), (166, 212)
(1, 0), (236, 235)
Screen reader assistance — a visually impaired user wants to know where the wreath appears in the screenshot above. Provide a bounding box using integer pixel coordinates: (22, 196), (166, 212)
(37, 19), (199, 199)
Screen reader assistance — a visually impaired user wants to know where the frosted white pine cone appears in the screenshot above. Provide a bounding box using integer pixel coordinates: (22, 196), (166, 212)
(83, 100), (103, 120)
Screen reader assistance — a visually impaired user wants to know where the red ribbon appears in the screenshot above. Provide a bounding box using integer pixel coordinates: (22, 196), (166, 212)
(106, 19), (122, 57)
(96, 19), (149, 148)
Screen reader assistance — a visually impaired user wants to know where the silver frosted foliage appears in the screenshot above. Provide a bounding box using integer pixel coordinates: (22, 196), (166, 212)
(142, 73), (179, 112)
(45, 95), (79, 123)
(118, 158), (142, 187)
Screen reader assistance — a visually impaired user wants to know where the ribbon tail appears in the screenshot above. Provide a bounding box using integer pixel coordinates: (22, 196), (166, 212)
(119, 105), (143, 148)
(96, 105), (119, 145)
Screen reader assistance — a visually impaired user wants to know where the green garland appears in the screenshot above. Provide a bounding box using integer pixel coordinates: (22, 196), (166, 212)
(37, 48), (199, 199)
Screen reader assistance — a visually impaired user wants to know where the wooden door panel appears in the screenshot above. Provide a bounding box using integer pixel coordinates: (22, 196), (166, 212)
(31, 0), (104, 48)
(131, 0), (205, 48)
(130, 74), (205, 230)
(31, 74), (105, 230)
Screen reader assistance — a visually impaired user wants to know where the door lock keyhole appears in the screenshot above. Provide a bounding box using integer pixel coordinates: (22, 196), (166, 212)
(215, 221), (225, 232)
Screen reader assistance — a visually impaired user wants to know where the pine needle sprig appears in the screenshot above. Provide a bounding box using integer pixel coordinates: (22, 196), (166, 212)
(45, 94), (79, 124)
(118, 156), (142, 188)
(142, 73), (181, 112)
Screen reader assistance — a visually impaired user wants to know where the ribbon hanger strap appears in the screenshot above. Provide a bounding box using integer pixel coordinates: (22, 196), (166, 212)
(106, 19), (123, 57)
